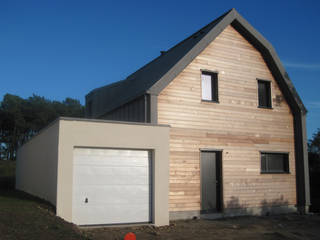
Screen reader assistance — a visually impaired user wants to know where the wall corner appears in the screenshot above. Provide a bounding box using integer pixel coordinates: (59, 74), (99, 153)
(294, 111), (310, 212)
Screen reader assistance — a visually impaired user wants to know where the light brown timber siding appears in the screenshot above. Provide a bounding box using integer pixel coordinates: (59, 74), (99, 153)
(158, 25), (296, 212)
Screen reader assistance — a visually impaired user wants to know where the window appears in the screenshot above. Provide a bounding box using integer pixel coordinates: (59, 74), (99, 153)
(261, 152), (289, 173)
(258, 80), (272, 108)
(201, 71), (218, 102)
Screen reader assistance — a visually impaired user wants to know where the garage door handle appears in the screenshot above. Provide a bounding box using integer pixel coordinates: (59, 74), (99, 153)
(85, 198), (88, 203)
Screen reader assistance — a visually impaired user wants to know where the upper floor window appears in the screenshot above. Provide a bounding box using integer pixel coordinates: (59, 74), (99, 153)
(201, 71), (218, 102)
(258, 80), (272, 108)
(261, 152), (289, 173)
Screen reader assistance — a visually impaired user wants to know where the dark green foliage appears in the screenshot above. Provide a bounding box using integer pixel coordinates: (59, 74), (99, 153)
(308, 128), (320, 212)
(308, 128), (320, 173)
(308, 128), (320, 154)
(0, 94), (85, 161)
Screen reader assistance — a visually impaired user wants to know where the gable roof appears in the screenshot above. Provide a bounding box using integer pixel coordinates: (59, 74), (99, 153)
(86, 8), (306, 117)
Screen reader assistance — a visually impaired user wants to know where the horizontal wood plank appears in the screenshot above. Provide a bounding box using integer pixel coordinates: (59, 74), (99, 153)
(158, 25), (296, 212)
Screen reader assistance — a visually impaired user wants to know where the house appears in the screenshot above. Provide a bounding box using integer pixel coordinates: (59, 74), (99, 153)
(16, 9), (310, 226)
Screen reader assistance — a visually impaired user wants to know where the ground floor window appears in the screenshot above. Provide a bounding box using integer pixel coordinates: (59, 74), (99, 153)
(261, 152), (289, 173)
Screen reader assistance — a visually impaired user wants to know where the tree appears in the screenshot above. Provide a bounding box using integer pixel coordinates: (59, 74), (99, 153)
(308, 128), (320, 173)
(309, 128), (320, 155)
(0, 94), (85, 160)
(0, 95), (26, 160)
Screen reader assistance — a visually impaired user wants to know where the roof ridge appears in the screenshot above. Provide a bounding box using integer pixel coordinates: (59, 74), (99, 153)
(87, 8), (233, 98)
(164, 8), (233, 53)
(123, 8), (233, 81)
(87, 7), (306, 120)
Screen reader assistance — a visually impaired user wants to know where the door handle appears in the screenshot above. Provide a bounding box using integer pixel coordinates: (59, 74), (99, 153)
(85, 198), (88, 203)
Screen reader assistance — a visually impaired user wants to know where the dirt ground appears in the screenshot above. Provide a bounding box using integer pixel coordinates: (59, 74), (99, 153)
(1, 190), (320, 240)
(83, 214), (320, 240)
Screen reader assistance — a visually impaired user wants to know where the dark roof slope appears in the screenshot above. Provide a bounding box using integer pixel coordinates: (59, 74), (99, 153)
(86, 8), (306, 118)
(86, 9), (230, 117)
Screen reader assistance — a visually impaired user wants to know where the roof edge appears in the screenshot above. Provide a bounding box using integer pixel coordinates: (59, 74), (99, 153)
(147, 8), (237, 95)
(147, 8), (307, 114)
(231, 10), (307, 114)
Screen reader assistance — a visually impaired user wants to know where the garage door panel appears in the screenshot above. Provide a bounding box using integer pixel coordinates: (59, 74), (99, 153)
(74, 155), (149, 167)
(73, 185), (150, 205)
(74, 165), (150, 177)
(72, 148), (151, 225)
(73, 166), (150, 185)
(74, 148), (148, 159)
(74, 148), (149, 156)
(73, 204), (150, 225)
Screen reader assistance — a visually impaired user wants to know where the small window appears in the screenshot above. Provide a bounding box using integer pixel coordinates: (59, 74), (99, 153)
(201, 71), (218, 102)
(261, 152), (289, 173)
(258, 80), (272, 108)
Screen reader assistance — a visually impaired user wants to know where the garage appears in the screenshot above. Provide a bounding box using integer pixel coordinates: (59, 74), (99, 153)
(72, 148), (152, 225)
(16, 117), (169, 226)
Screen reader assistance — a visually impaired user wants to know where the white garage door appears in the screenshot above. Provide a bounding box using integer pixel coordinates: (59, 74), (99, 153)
(72, 148), (151, 225)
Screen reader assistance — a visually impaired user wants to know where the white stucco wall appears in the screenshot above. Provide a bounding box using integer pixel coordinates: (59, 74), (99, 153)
(16, 117), (170, 227)
(57, 118), (170, 226)
(16, 120), (59, 206)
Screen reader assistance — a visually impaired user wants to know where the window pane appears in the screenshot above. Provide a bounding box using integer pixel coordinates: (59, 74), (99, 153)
(283, 155), (289, 172)
(202, 74), (212, 100)
(258, 80), (271, 108)
(267, 154), (284, 172)
(261, 153), (267, 172)
(258, 81), (266, 106)
(211, 73), (218, 102)
(261, 153), (289, 173)
(265, 82), (271, 107)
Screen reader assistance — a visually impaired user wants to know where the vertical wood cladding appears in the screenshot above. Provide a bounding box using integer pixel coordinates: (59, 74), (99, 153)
(157, 25), (296, 212)
(100, 95), (148, 122)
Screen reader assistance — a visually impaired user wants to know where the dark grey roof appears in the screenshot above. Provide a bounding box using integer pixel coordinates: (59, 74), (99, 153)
(86, 9), (230, 117)
(86, 8), (306, 117)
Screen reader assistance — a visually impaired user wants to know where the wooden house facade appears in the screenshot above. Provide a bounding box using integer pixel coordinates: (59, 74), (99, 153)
(86, 9), (310, 219)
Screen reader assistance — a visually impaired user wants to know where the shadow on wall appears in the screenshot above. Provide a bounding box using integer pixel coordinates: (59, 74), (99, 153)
(225, 196), (292, 217)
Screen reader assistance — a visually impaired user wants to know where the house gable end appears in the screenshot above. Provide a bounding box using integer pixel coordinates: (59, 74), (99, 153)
(157, 23), (309, 213)
(148, 9), (306, 115)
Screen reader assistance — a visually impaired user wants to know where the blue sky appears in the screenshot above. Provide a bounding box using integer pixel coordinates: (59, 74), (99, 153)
(0, 0), (319, 138)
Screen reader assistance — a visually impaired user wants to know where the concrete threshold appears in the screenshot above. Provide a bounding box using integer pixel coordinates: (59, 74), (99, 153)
(78, 222), (154, 229)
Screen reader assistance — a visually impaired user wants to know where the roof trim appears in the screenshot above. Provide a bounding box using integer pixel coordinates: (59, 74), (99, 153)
(59, 116), (170, 127)
(147, 8), (307, 114)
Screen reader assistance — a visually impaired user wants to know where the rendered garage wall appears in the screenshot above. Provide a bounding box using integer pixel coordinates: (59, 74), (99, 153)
(56, 117), (170, 226)
(16, 120), (59, 206)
